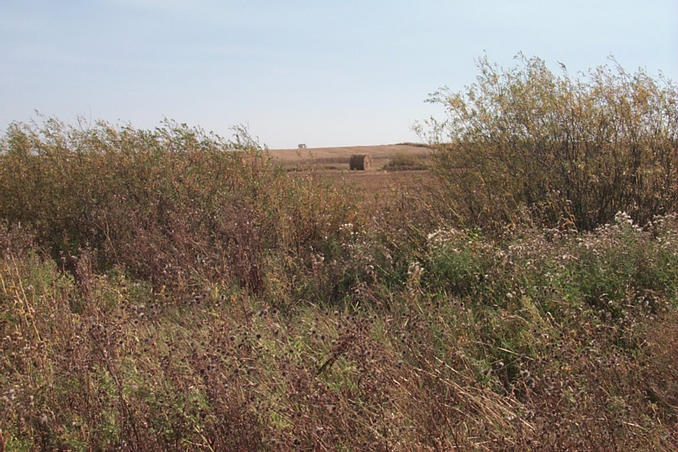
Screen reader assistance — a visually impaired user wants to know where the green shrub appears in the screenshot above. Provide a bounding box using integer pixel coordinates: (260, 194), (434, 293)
(418, 213), (678, 319)
(0, 119), (359, 299)
(383, 152), (428, 171)
(421, 55), (678, 230)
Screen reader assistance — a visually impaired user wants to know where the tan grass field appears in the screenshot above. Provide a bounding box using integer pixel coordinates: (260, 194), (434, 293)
(269, 143), (431, 170)
(269, 143), (433, 198)
(314, 169), (433, 199)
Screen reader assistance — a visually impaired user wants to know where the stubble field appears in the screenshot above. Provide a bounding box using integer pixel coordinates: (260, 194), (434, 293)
(270, 143), (434, 200)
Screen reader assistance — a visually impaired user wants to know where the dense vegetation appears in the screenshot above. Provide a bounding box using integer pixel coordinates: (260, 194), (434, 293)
(1, 58), (677, 450)
(420, 55), (678, 231)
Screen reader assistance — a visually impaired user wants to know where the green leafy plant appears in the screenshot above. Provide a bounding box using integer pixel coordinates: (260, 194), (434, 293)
(383, 152), (429, 171)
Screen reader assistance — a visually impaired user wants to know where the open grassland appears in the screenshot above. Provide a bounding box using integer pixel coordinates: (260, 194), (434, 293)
(270, 143), (431, 171)
(271, 144), (434, 204)
(1, 59), (677, 450)
(307, 169), (434, 205)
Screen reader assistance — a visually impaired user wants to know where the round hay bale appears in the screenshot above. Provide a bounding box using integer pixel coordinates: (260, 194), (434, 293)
(349, 154), (372, 170)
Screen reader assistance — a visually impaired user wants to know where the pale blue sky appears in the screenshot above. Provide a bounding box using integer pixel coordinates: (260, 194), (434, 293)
(1, 0), (676, 147)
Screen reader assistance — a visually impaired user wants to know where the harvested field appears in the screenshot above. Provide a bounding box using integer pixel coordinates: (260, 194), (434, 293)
(314, 169), (432, 199)
(270, 143), (431, 170)
(271, 143), (433, 205)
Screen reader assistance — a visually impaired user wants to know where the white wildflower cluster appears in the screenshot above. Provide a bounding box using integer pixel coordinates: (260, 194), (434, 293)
(339, 223), (354, 232)
(311, 252), (325, 268)
(339, 223), (360, 242)
(406, 260), (425, 291)
(560, 252), (577, 262)
(407, 260), (424, 276)
(613, 211), (641, 231)
(426, 227), (461, 247)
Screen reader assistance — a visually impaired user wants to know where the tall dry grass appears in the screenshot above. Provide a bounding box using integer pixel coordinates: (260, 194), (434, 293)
(1, 55), (678, 449)
(0, 119), (362, 304)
